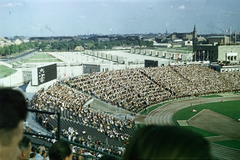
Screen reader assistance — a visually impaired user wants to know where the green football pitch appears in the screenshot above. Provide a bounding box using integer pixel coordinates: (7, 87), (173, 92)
(172, 100), (240, 149)
(22, 53), (62, 63)
(0, 65), (17, 78)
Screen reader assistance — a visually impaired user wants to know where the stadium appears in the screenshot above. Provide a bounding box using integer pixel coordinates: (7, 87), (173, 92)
(1, 49), (240, 160)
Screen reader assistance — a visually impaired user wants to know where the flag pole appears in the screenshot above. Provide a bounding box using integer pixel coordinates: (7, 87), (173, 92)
(235, 30), (237, 45)
(230, 26), (231, 44)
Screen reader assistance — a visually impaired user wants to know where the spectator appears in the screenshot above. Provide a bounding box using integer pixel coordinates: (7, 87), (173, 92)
(0, 88), (28, 160)
(18, 136), (32, 160)
(41, 150), (48, 160)
(35, 148), (44, 160)
(29, 152), (36, 160)
(32, 146), (38, 154)
(124, 125), (211, 160)
(77, 148), (82, 160)
(49, 140), (73, 160)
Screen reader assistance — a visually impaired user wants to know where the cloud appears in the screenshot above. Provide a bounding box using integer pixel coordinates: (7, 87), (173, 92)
(229, 11), (239, 14)
(178, 5), (185, 10)
(0, 3), (22, 8)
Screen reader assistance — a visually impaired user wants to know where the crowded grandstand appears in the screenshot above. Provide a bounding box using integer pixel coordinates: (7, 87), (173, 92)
(27, 64), (240, 159)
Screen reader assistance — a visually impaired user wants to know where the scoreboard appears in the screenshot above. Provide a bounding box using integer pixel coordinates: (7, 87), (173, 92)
(32, 63), (57, 86)
(145, 60), (158, 68)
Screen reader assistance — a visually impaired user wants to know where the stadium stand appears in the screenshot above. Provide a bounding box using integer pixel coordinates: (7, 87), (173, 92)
(30, 64), (240, 158)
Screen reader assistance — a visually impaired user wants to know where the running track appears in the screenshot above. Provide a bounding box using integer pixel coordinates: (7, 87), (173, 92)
(144, 95), (240, 160)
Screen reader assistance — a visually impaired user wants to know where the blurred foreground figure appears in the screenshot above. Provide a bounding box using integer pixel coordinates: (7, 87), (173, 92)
(124, 125), (211, 160)
(18, 136), (32, 160)
(49, 141), (73, 160)
(0, 88), (28, 160)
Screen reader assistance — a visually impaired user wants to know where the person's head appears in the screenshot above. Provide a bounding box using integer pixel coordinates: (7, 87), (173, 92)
(30, 152), (36, 159)
(37, 148), (42, 155)
(77, 147), (82, 153)
(32, 146), (37, 153)
(49, 140), (73, 160)
(0, 88), (28, 160)
(124, 125), (211, 160)
(18, 136), (32, 160)
(41, 150), (47, 158)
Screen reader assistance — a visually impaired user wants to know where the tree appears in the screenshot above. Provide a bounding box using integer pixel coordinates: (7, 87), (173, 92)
(138, 40), (143, 48)
(87, 43), (94, 49)
(9, 44), (16, 54)
(0, 47), (5, 55)
(39, 42), (47, 51)
(4, 46), (10, 55)
(68, 42), (76, 51)
(51, 42), (58, 50)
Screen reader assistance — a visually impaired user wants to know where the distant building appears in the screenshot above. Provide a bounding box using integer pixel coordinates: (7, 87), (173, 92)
(153, 41), (172, 48)
(193, 44), (240, 63)
(167, 31), (194, 40)
(184, 40), (193, 46)
(193, 26), (240, 64)
(91, 36), (110, 42)
(208, 36), (229, 44)
(30, 36), (74, 42)
(75, 46), (84, 51)
(14, 39), (22, 45)
(171, 43), (182, 48)
(210, 63), (240, 73)
(14, 36), (25, 40)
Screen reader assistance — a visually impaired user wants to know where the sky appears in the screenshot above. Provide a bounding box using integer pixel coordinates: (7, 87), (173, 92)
(0, 0), (240, 37)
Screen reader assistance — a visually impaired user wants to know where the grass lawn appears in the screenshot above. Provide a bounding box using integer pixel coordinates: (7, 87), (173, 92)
(30, 53), (56, 59)
(22, 59), (62, 63)
(181, 126), (219, 137)
(22, 53), (62, 63)
(173, 100), (240, 150)
(214, 140), (240, 150)
(172, 100), (240, 124)
(200, 95), (223, 98)
(7, 49), (35, 58)
(0, 65), (17, 78)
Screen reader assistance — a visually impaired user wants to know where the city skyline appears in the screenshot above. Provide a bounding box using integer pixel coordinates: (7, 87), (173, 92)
(0, 0), (240, 37)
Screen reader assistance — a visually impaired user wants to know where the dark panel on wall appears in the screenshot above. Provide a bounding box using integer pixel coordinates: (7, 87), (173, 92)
(145, 60), (158, 68)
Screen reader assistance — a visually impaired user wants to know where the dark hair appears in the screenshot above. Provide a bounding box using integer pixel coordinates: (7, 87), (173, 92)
(37, 148), (42, 154)
(0, 88), (28, 146)
(30, 152), (36, 158)
(124, 125), (211, 160)
(49, 140), (72, 160)
(19, 136), (31, 150)
(32, 146), (38, 152)
(42, 150), (46, 156)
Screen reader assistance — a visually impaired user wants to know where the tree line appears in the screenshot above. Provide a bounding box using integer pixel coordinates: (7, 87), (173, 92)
(0, 42), (38, 56)
(40, 39), (154, 52)
(0, 38), (154, 55)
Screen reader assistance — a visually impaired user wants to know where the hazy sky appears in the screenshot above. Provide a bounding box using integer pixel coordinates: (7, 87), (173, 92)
(0, 0), (239, 37)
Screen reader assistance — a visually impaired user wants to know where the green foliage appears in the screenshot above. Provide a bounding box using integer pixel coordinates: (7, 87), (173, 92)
(0, 47), (5, 55)
(3, 46), (10, 55)
(35, 37), (154, 52)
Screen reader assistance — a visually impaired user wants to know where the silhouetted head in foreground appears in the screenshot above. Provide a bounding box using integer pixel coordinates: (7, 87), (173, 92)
(49, 140), (73, 160)
(124, 125), (211, 160)
(0, 88), (28, 160)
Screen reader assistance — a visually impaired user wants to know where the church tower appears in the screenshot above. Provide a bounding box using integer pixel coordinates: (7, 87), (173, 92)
(193, 25), (197, 46)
